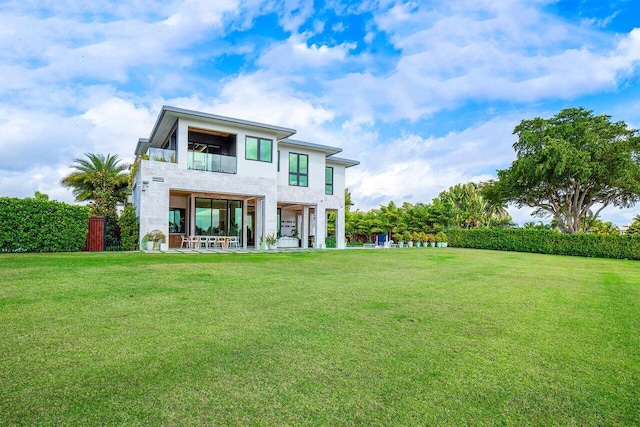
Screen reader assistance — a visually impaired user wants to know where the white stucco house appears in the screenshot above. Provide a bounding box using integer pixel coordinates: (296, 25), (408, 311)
(132, 106), (359, 249)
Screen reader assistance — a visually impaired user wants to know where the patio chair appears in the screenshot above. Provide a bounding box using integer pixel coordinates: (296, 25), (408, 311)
(205, 236), (218, 249)
(180, 235), (190, 249)
(227, 236), (239, 249)
(189, 235), (200, 249)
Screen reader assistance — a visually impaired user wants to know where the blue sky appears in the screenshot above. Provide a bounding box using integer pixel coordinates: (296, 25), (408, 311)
(1, 0), (639, 226)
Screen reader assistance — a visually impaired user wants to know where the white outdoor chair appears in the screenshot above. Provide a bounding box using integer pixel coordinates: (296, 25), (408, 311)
(188, 235), (200, 249)
(180, 235), (190, 249)
(206, 236), (218, 249)
(227, 236), (239, 249)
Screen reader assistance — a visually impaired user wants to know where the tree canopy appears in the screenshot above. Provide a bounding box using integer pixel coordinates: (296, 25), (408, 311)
(487, 108), (640, 233)
(61, 153), (129, 214)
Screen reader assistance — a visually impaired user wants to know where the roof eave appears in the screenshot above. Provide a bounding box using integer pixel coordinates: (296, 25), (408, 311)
(280, 138), (342, 156)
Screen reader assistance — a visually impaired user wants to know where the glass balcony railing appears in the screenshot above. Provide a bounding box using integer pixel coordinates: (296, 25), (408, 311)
(148, 147), (176, 163)
(188, 151), (237, 174)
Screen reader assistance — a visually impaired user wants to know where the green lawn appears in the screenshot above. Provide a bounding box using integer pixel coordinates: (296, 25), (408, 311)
(1, 249), (639, 426)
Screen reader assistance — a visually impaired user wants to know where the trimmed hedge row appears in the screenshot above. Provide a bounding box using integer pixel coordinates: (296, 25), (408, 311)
(0, 197), (91, 252)
(447, 228), (640, 260)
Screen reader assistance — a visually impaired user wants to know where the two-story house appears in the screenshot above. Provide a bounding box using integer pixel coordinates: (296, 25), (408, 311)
(132, 106), (359, 249)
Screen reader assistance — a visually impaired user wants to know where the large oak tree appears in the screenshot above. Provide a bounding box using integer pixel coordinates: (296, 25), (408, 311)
(488, 108), (640, 233)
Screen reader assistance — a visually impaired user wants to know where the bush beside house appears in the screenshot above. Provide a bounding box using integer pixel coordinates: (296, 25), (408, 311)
(447, 228), (640, 260)
(118, 206), (139, 251)
(0, 197), (90, 252)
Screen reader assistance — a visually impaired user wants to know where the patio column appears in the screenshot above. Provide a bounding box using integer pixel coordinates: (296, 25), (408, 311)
(264, 195), (278, 238)
(336, 207), (345, 249)
(242, 201), (248, 249)
(256, 197), (264, 245)
(316, 204), (326, 249)
(302, 206), (309, 249)
(189, 196), (196, 236)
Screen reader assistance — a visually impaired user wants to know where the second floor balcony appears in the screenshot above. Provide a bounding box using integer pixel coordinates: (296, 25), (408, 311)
(148, 147), (176, 163)
(187, 151), (237, 174)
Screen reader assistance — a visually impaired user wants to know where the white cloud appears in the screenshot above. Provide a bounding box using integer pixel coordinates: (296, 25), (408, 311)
(80, 98), (157, 159)
(258, 33), (357, 69)
(208, 72), (335, 129)
(348, 115), (519, 210)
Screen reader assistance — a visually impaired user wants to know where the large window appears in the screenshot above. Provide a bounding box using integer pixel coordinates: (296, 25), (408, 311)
(245, 136), (273, 162)
(169, 208), (185, 233)
(194, 198), (243, 243)
(289, 153), (308, 187)
(325, 166), (333, 195)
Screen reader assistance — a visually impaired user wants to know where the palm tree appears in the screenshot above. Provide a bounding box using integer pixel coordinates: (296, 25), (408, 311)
(61, 153), (129, 248)
(61, 153), (129, 211)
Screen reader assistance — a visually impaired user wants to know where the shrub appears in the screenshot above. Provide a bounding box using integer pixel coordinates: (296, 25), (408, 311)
(0, 197), (90, 252)
(325, 236), (337, 248)
(447, 228), (640, 260)
(118, 206), (139, 251)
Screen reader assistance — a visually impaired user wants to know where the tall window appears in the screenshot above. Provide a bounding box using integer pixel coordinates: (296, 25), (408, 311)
(194, 198), (243, 243)
(169, 208), (185, 233)
(325, 166), (333, 195)
(289, 153), (308, 187)
(245, 136), (273, 162)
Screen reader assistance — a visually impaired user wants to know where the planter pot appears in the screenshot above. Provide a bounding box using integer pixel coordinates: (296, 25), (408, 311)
(160, 243), (168, 251)
(414, 242), (421, 248)
(407, 241), (413, 248)
(269, 244), (278, 250)
(436, 242), (443, 247)
(429, 242), (436, 247)
(146, 241), (154, 251)
(398, 242), (404, 248)
(441, 242), (448, 248)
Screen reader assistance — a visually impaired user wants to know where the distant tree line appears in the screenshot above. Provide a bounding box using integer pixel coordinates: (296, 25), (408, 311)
(344, 182), (514, 243)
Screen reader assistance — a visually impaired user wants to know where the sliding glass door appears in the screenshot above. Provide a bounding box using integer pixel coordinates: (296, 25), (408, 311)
(195, 198), (243, 244)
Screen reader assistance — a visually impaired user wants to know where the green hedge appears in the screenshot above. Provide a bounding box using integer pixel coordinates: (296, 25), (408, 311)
(118, 206), (139, 251)
(0, 197), (91, 252)
(447, 228), (640, 260)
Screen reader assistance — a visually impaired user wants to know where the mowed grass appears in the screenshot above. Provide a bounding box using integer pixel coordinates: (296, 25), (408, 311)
(1, 249), (639, 426)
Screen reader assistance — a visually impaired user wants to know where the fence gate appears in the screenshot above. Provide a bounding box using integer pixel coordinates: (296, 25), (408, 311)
(84, 215), (105, 251)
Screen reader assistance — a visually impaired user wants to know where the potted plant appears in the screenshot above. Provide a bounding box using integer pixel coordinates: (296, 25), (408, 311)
(144, 230), (166, 250)
(266, 234), (278, 250)
(426, 233), (436, 247)
(259, 235), (266, 250)
(403, 231), (413, 248)
(435, 231), (447, 248)
(395, 233), (404, 248)
(420, 232), (429, 247)
(412, 232), (422, 247)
